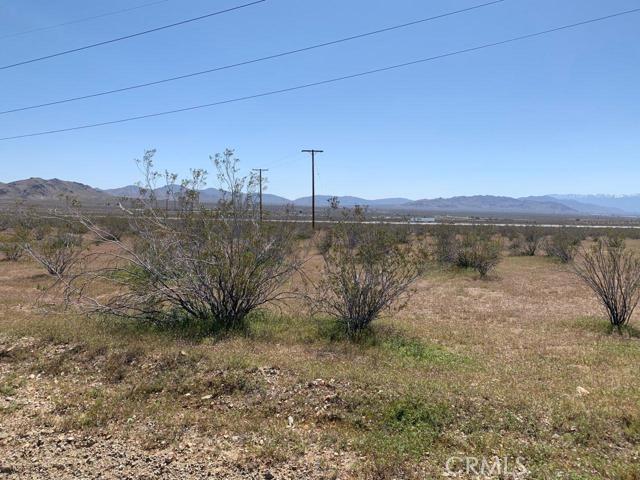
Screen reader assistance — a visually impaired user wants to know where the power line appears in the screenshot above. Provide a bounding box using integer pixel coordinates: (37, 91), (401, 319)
(0, 0), (266, 71)
(0, 0), (173, 40)
(266, 153), (301, 170)
(2, 7), (638, 142)
(0, 0), (506, 115)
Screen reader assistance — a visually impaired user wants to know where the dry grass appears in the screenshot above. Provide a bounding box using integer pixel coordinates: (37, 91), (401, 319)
(1, 238), (639, 478)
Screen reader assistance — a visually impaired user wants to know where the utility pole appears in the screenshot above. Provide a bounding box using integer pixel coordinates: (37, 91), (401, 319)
(252, 168), (268, 222)
(301, 149), (323, 229)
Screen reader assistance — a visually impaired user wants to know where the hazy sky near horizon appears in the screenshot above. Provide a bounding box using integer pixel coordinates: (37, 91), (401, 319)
(1, 0), (639, 200)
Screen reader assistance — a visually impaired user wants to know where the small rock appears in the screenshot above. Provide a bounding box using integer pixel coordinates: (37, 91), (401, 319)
(287, 416), (294, 428)
(576, 386), (590, 396)
(201, 394), (212, 400)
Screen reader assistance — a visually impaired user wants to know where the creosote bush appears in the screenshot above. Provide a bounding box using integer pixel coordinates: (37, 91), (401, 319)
(63, 149), (301, 332)
(0, 237), (23, 262)
(0, 224), (31, 262)
(460, 235), (502, 277)
(23, 230), (82, 276)
(312, 223), (425, 337)
(546, 229), (581, 263)
(574, 237), (640, 332)
(510, 227), (544, 256)
(95, 216), (130, 241)
(433, 228), (458, 265)
(434, 229), (501, 278)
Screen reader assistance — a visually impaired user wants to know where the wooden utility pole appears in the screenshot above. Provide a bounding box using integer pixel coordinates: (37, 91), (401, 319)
(301, 149), (323, 229)
(252, 168), (268, 222)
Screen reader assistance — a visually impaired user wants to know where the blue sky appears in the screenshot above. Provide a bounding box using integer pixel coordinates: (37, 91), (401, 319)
(1, 0), (639, 200)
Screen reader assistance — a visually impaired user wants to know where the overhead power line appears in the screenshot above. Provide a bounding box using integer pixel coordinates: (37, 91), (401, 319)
(1, 7), (638, 142)
(0, 0), (266, 71)
(0, 0), (506, 115)
(0, 0), (173, 40)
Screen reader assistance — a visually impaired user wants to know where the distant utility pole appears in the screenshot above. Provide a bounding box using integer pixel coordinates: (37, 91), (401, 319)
(302, 149), (323, 229)
(252, 168), (268, 222)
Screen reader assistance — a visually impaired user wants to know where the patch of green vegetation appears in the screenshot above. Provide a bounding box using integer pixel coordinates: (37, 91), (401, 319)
(74, 394), (111, 428)
(598, 340), (640, 359)
(0, 373), (23, 397)
(573, 316), (613, 334)
(622, 414), (640, 442)
(0, 381), (17, 397)
(359, 397), (452, 459)
(380, 335), (471, 367)
(385, 398), (451, 433)
(248, 313), (472, 369)
(0, 401), (23, 416)
(611, 463), (640, 480)
(573, 316), (640, 338)
(245, 311), (322, 344)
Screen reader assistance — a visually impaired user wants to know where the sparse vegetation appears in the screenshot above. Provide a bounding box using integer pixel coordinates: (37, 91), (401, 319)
(62, 150), (301, 332)
(434, 228), (502, 278)
(3, 167), (640, 478)
(0, 238), (23, 262)
(454, 233), (502, 277)
(22, 230), (82, 276)
(574, 237), (640, 332)
(433, 227), (458, 265)
(312, 223), (424, 336)
(546, 228), (581, 263)
(510, 227), (544, 256)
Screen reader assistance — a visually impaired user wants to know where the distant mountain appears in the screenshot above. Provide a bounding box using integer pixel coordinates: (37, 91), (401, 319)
(405, 195), (579, 215)
(0, 178), (111, 202)
(523, 196), (627, 216)
(102, 185), (141, 197)
(261, 193), (291, 206)
(3, 177), (640, 217)
(104, 184), (290, 205)
(198, 187), (223, 203)
(551, 194), (640, 215)
(292, 195), (411, 207)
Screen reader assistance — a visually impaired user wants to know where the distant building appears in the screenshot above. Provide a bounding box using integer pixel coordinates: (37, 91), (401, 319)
(409, 217), (436, 223)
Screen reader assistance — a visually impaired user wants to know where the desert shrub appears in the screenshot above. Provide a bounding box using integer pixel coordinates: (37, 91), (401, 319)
(96, 215), (130, 241)
(574, 237), (640, 331)
(64, 221), (89, 235)
(510, 227), (544, 256)
(0, 225), (29, 261)
(387, 225), (411, 245)
(434, 230), (501, 278)
(317, 227), (334, 255)
(24, 230), (82, 276)
(433, 227), (458, 265)
(312, 223), (425, 336)
(31, 224), (52, 241)
(455, 234), (502, 277)
(294, 225), (314, 240)
(546, 229), (581, 263)
(0, 238), (23, 261)
(63, 149), (301, 332)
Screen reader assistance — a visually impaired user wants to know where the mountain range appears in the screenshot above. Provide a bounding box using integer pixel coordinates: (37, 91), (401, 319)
(2, 177), (640, 217)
